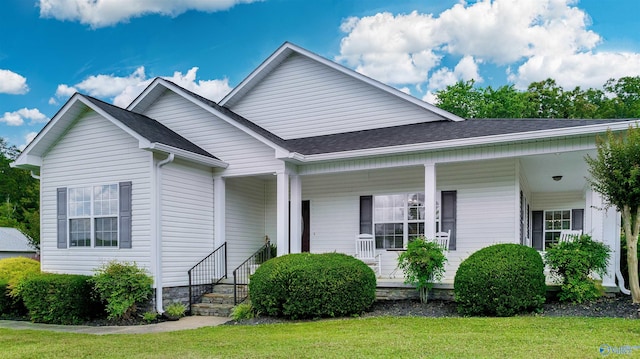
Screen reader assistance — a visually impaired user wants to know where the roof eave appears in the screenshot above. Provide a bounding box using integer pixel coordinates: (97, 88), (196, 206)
(146, 143), (229, 168)
(151, 79), (291, 155)
(291, 120), (639, 163)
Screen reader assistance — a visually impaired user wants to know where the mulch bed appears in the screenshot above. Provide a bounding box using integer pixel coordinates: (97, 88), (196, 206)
(228, 294), (640, 325)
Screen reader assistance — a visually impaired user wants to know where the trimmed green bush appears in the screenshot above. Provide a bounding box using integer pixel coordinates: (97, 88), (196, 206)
(19, 273), (101, 324)
(250, 252), (376, 319)
(0, 257), (40, 297)
(545, 234), (610, 303)
(455, 243), (546, 317)
(91, 261), (153, 320)
(0, 257), (40, 316)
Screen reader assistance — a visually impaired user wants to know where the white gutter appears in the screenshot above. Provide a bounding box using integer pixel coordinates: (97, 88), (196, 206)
(278, 120), (640, 163)
(146, 143), (229, 168)
(155, 153), (174, 314)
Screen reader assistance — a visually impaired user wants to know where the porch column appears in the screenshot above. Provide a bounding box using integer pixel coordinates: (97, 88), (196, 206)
(276, 171), (290, 256)
(213, 176), (225, 248)
(424, 163), (437, 239)
(290, 174), (302, 253)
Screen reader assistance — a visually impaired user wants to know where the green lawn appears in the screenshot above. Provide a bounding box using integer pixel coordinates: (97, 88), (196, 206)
(1, 316), (639, 358)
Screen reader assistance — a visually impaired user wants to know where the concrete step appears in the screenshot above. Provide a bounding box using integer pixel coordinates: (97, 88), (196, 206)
(191, 303), (234, 317)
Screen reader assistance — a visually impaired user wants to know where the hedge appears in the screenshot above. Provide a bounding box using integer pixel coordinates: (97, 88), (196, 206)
(250, 252), (376, 319)
(455, 243), (546, 316)
(19, 273), (102, 324)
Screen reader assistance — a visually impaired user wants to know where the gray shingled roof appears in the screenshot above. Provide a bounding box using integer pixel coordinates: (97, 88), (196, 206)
(0, 227), (35, 252)
(158, 81), (635, 157)
(283, 118), (631, 155)
(83, 95), (218, 159)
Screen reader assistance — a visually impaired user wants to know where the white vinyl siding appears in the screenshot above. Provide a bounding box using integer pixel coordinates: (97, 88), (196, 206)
(141, 91), (282, 177)
(301, 158), (517, 282)
(225, 177), (269, 271)
(40, 111), (153, 275)
(160, 159), (214, 287)
(229, 53), (443, 140)
(531, 192), (584, 211)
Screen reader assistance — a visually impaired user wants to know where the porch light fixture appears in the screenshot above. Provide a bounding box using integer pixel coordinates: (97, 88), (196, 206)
(552, 175), (563, 181)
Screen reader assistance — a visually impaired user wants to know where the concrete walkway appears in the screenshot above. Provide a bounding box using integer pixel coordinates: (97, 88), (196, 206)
(0, 316), (229, 335)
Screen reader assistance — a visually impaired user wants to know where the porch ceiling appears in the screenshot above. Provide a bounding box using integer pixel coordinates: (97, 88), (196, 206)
(520, 150), (596, 193)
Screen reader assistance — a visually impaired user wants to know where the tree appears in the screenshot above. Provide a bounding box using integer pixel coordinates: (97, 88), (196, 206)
(586, 126), (640, 303)
(434, 80), (484, 118)
(603, 77), (640, 118)
(0, 138), (39, 249)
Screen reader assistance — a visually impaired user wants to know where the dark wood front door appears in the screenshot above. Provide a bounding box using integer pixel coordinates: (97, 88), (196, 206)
(302, 200), (310, 252)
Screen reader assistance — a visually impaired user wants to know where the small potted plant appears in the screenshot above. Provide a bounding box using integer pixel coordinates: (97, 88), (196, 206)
(163, 302), (187, 321)
(397, 237), (447, 303)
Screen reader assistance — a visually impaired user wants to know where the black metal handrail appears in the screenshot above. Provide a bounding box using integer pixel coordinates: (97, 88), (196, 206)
(187, 242), (227, 313)
(233, 240), (272, 304)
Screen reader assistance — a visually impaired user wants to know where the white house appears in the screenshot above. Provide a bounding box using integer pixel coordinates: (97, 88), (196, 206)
(12, 42), (632, 312)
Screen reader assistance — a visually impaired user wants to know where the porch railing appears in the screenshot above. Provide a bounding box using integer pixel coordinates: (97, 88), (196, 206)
(187, 242), (227, 313)
(233, 240), (272, 305)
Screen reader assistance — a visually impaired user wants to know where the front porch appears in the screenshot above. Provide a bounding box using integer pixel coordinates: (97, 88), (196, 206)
(214, 147), (622, 292)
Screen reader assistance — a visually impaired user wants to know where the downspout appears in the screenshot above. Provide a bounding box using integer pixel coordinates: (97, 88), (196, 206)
(155, 153), (174, 314)
(30, 171), (40, 180)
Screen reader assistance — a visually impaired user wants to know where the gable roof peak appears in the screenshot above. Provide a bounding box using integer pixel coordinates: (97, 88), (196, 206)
(218, 42), (464, 122)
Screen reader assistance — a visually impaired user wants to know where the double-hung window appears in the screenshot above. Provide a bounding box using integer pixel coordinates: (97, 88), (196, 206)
(531, 208), (583, 251)
(68, 184), (119, 247)
(373, 193), (425, 249)
(543, 210), (571, 250)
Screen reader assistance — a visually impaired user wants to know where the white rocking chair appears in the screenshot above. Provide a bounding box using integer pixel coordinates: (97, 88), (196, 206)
(434, 230), (451, 256)
(355, 234), (381, 276)
(559, 230), (582, 243)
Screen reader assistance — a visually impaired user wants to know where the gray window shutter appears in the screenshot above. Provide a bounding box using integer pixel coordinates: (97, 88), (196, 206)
(441, 191), (457, 250)
(359, 196), (373, 235)
(119, 181), (132, 249)
(57, 188), (67, 249)
(532, 211), (543, 251)
(572, 209), (584, 232)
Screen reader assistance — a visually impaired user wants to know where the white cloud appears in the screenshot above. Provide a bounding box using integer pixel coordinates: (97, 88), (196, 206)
(427, 56), (482, 92)
(38, 0), (261, 28)
(19, 132), (39, 151)
(53, 66), (232, 108)
(0, 69), (29, 94)
(338, 0), (640, 95)
(112, 67), (232, 107)
(509, 52), (640, 89)
(0, 108), (49, 127)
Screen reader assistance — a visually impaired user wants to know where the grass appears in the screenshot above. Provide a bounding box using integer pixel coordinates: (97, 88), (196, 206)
(1, 316), (639, 358)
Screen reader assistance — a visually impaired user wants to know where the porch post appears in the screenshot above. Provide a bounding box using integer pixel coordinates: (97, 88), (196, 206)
(424, 163), (437, 239)
(276, 171), (290, 256)
(213, 176), (226, 249)
(290, 174), (302, 253)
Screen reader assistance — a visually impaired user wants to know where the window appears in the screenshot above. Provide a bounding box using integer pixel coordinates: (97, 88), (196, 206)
(543, 210), (571, 250)
(360, 191), (456, 250)
(373, 193), (425, 249)
(68, 184), (119, 247)
(531, 208), (583, 251)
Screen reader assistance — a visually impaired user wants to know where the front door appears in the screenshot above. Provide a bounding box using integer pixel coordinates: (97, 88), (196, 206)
(302, 200), (310, 252)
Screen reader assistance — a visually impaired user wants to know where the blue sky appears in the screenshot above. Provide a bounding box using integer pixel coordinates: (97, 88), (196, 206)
(1, 0), (639, 149)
